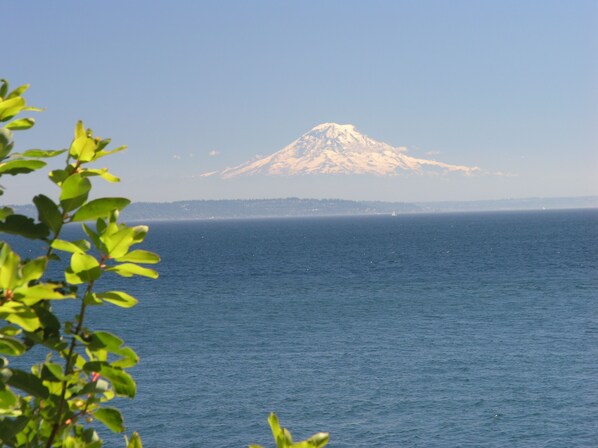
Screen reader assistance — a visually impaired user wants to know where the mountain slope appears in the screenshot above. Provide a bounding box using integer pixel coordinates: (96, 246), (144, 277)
(214, 123), (479, 178)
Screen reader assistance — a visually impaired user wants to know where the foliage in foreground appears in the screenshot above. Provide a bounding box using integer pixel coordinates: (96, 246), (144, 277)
(0, 78), (154, 447)
(250, 413), (329, 448)
(0, 79), (329, 447)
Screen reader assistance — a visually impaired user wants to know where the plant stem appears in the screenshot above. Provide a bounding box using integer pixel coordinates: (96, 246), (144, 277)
(45, 221), (64, 258)
(45, 280), (94, 448)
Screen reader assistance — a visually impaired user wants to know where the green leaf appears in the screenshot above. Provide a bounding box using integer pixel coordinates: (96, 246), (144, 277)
(49, 169), (69, 185)
(6, 368), (49, 398)
(0, 96), (25, 121)
(70, 122), (94, 160)
(0, 159), (46, 175)
(33, 194), (63, 233)
(62, 436), (80, 448)
(69, 253), (101, 283)
(90, 331), (139, 367)
(71, 197), (131, 222)
(64, 269), (82, 285)
(114, 250), (160, 264)
(105, 263), (158, 279)
(0, 387), (18, 408)
(91, 331), (124, 352)
(95, 145), (127, 159)
(133, 226), (149, 243)
(90, 331), (120, 348)
(111, 351), (139, 369)
(102, 227), (135, 258)
(20, 256), (47, 283)
(75, 120), (86, 139)
(0, 214), (50, 239)
(51, 239), (90, 254)
(41, 362), (66, 381)
(283, 428), (293, 446)
(0, 302), (40, 331)
(0, 337), (26, 356)
(96, 291), (138, 308)
(0, 326), (20, 336)
(269, 413), (283, 445)
(94, 407), (125, 433)
(84, 363), (136, 398)
(80, 168), (120, 183)
(21, 149), (66, 158)
(127, 432), (143, 448)
(14, 283), (75, 303)
(6, 84), (29, 99)
(35, 305), (62, 341)
(0, 79), (8, 99)
(70, 135), (96, 162)
(82, 428), (102, 448)
(83, 223), (103, 251)
(84, 292), (103, 306)
(96, 138), (111, 151)
(59, 174), (91, 212)
(0, 207), (13, 220)
(0, 128), (14, 159)
(0, 243), (19, 289)
(0, 415), (29, 442)
(71, 252), (99, 272)
(5, 117), (35, 130)
(96, 217), (107, 233)
(301, 433), (329, 448)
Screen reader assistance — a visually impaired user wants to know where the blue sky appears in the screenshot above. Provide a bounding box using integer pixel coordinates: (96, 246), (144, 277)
(3, 0), (597, 203)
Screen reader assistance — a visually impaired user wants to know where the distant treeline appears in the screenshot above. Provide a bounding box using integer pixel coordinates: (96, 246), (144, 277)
(11, 196), (598, 221)
(123, 198), (420, 220)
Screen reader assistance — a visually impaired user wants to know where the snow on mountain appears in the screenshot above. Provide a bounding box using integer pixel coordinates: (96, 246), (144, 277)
(214, 123), (479, 178)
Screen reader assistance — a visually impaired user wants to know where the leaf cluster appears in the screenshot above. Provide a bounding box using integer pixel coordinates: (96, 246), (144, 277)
(0, 80), (156, 447)
(250, 413), (329, 448)
(1, 79), (329, 448)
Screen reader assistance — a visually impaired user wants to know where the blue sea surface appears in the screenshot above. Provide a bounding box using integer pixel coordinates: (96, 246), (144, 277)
(38, 210), (598, 446)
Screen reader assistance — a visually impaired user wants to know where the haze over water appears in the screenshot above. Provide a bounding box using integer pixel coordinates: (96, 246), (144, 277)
(85, 209), (598, 447)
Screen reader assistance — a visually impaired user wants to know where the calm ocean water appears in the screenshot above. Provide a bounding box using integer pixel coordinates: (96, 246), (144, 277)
(17, 210), (598, 446)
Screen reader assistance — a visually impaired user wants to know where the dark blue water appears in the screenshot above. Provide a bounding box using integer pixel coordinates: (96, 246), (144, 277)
(14, 210), (598, 446)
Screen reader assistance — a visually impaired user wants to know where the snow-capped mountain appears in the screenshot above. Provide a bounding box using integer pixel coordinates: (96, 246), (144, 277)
(213, 123), (479, 178)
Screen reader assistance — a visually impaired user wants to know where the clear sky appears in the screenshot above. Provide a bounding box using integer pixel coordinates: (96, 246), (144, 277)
(3, 0), (597, 204)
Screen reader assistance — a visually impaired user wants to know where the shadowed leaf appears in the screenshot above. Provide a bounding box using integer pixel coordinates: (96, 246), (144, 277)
(0, 159), (46, 175)
(33, 194), (63, 233)
(5, 117), (35, 130)
(0, 214), (49, 239)
(95, 407), (125, 433)
(6, 368), (49, 398)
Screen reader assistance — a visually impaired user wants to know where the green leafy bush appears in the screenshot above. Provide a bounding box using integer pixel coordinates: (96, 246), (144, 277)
(0, 79), (153, 447)
(0, 79), (329, 447)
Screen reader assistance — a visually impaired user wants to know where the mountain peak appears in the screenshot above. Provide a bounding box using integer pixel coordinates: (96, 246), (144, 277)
(308, 123), (358, 139)
(212, 124), (480, 178)
(311, 122), (355, 131)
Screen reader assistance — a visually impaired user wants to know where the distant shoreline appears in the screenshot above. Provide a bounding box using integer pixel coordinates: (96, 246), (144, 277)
(8, 196), (598, 222)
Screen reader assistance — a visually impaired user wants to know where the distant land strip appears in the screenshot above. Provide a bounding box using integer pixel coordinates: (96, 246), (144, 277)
(9, 196), (598, 221)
